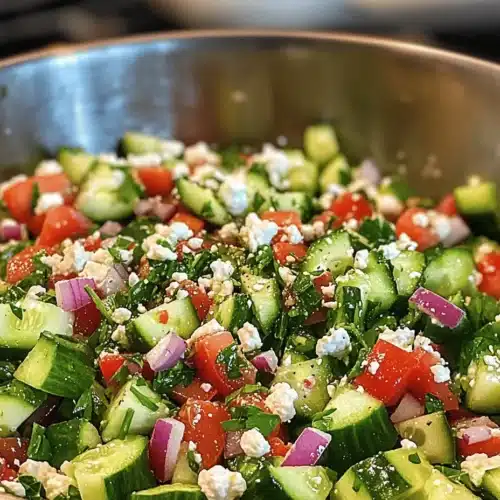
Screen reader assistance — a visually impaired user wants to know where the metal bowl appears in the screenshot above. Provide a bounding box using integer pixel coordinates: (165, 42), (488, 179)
(0, 31), (500, 196)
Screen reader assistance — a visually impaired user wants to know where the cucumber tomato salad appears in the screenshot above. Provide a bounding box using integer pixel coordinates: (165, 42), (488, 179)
(1, 125), (500, 500)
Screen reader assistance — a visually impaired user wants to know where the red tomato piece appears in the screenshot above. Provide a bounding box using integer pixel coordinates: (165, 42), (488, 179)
(272, 242), (308, 265)
(0, 438), (28, 469)
(313, 211), (337, 229)
(6, 245), (48, 284)
(478, 251), (500, 300)
(27, 213), (47, 236)
(192, 331), (256, 397)
(330, 192), (373, 228)
(83, 234), (102, 252)
(304, 309), (327, 325)
(261, 210), (302, 228)
(137, 167), (174, 197)
(313, 271), (333, 294)
(158, 310), (169, 324)
(99, 353), (127, 386)
(436, 194), (458, 216)
(180, 280), (212, 321)
(170, 213), (205, 234)
(268, 437), (292, 457)
(395, 208), (440, 251)
(171, 377), (218, 405)
(457, 435), (500, 458)
(38, 206), (91, 247)
(141, 360), (155, 382)
(408, 349), (459, 411)
(73, 301), (102, 337)
(176, 400), (230, 469)
(354, 340), (419, 407)
(0, 458), (16, 481)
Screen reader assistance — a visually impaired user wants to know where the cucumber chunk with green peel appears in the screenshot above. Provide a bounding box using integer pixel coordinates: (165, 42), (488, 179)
(246, 170), (272, 213)
(454, 181), (497, 215)
(47, 418), (101, 467)
(131, 484), (204, 500)
(0, 300), (73, 358)
(302, 230), (354, 276)
(270, 191), (313, 221)
(14, 332), (94, 398)
(422, 248), (475, 297)
(171, 443), (198, 486)
(57, 148), (95, 185)
(67, 435), (155, 500)
(391, 250), (426, 297)
(215, 294), (252, 333)
(482, 467), (500, 499)
(424, 470), (479, 499)
(101, 377), (171, 443)
(176, 178), (231, 226)
(396, 411), (455, 464)
(466, 360), (500, 414)
(304, 124), (339, 165)
(0, 380), (46, 437)
(133, 297), (200, 350)
(121, 132), (174, 155)
(273, 358), (332, 419)
(319, 155), (351, 192)
(313, 386), (397, 473)
(240, 272), (280, 335)
(286, 152), (319, 194)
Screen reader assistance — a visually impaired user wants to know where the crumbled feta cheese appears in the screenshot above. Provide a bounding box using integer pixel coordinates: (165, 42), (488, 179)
(1, 480), (26, 497)
(45, 241), (92, 276)
(187, 319), (225, 347)
(219, 223), (239, 242)
(137, 304), (147, 314)
(321, 284), (336, 298)
(176, 289), (189, 300)
(210, 260), (234, 281)
(111, 325), (128, 346)
(25, 285), (46, 302)
(148, 243), (177, 261)
(379, 327), (415, 352)
(379, 242), (400, 261)
(160, 140), (184, 159)
(401, 439), (418, 449)
(35, 159), (63, 176)
(430, 364), (451, 383)
(284, 224), (303, 244)
(172, 272), (188, 282)
(19, 460), (74, 500)
(34, 192), (64, 215)
(316, 327), (351, 359)
(484, 355), (500, 369)
(240, 429), (270, 458)
(368, 361), (380, 375)
(128, 272), (140, 287)
(301, 221), (326, 242)
(188, 237), (204, 250)
(237, 322), (262, 353)
(185, 142), (219, 166)
(343, 218), (359, 231)
(409, 271), (421, 279)
(265, 382), (298, 422)
(431, 213), (452, 240)
(412, 212), (430, 228)
(111, 307), (132, 324)
(127, 152), (163, 167)
(201, 383), (212, 393)
(354, 249), (369, 270)
(253, 144), (292, 190)
(198, 465), (246, 500)
(278, 266), (296, 286)
(397, 232), (418, 251)
(240, 213), (278, 252)
(461, 453), (500, 487)
(171, 161), (189, 179)
(161, 222), (194, 246)
(376, 194), (404, 218)
(219, 174), (249, 216)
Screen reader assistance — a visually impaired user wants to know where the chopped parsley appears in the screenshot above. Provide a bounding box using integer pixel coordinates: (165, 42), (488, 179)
(216, 343), (247, 380)
(222, 405), (280, 437)
(153, 361), (195, 395)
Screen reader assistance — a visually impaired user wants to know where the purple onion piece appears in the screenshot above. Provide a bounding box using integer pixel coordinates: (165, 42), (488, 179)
(55, 277), (96, 311)
(251, 350), (278, 373)
(100, 221), (123, 237)
(224, 430), (245, 459)
(100, 265), (128, 296)
(282, 427), (331, 467)
(146, 332), (187, 372)
(0, 219), (27, 242)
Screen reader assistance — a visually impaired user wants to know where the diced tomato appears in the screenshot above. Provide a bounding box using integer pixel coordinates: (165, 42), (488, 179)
(408, 349), (459, 411)
(457, 435), (500, 458)
(0, 458), (16, 481)
(447, 409), (478, 424)
(477, 251), (500, 300)
(261, 210), (302, 228)
(395, 208), (440, 251)
(436, 194), (458, 216)
(38, 206), (91, 247)
(272, 242), (307, 265)
(180, 280), (212, 321)
(158, 310), (169, 324)
(138, 255), (150, 280)
(304, 309), (327, 325)
(6, 245), (48, 284)
(83, 234), (102, 252)
(98, 353), (141, 386)
(73, 301), (102, 337)
(176, 400), (229, 469)
(329, 192), (373, 228)
(192, 331), (256, 397)
(313, 271), (333, 294)
(171, 377), (218, 405)
(2, 173), (72, 223)
(268, 437), (292, 457)
(354, 340), (419, 407)
(313, 210), (336, 229)
(137, 167), (174, 197)
(0, 438), (28, 469)
(170, 212), (205, 234)
(27, 213), (47, 236)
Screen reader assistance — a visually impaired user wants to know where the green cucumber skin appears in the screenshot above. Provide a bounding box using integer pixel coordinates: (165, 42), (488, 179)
(131, 485), (204, 500)
(215, 294), (251, 333)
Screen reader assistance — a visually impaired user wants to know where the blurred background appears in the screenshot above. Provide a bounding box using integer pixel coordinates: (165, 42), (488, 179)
(1, 0), (500, 61)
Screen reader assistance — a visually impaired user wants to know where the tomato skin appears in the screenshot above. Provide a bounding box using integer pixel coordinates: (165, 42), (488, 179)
(158, 310), (169, 324)
(354, 340), (419, 406)
(478, 252), (500, 300)
(268, 437), (292, 457)
(176, 400), (229, 469)
(304, 309), (327, 325)
(261, 211), (302, 227)
(170, 213), (205, 234)
(457, 435), (500, 457)
(330, 192), (373, 228)
(395, 208), (440, 251)
(313, 211), (336, 228)
(272, 242), (307, 265)
(6, 245), (48, 284)
(99, 353), (127, 385)
(38, 206), (91, 247)
(137, 167), (174, 197)
(27, 213), (47, 236)
(171, 377), (218, 405)
(192, 331), (256, 397)
(181, 280), (212, 321)
(0, 438), (28, 469)
(436, 194), (457, 216)
(73, 301), (102, 337)
(0, 458), (17, 481)
(313, 271), (333, 293)
(83, 234), (102, 252)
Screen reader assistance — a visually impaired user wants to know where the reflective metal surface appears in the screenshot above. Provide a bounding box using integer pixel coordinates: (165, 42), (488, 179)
(1, 31), (500, 196)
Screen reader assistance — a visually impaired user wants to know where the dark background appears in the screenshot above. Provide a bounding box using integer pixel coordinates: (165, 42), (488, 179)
(0, 0), (499, 62)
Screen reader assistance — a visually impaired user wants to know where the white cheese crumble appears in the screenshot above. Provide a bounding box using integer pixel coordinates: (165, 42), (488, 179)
(240, 428), (270, 458)
(284, 224), (303, 244)
(127, 153), (162, 167)
(128, 272), (140, 287)
(219, 223), (240, 242)
(401, 439), (418, 449)
(237, 322), (262, 353)
(185, 142), (219, 166)
(376, 193), (404, 218)
(278, 266), (296, 286)
(461, 453), (500, 487)
(210, 260), (234, 281)
(368, 361), (380, 375)
(354, 249), (369, 270)
(219, 174), (249, 216)
(111, 325), (128, 346)
(379, 327), (415, 352)
(240, 213), (279, 252)
(35, 159), (63, 176)
(172, 272), (188, 282)
(301, 221), (325, 242)
(252, 143), (292, 190)
(321, 284), (336, 298)
(172, 161), (190, 179)
(316, 327), (352, 359)
(188, 237), (204, 250)
(379, 242), (401, 261)
(198, 465), (246, 500)
(34, 192), (64, 215)
(412, 212), (430, 228)
(201, 383), (213, 393)
(44, 240), (92, 276)
(265, 382), (298, 423)
(19, 460), (74, 500)
(111, 307), (132, 324)
(187, 319), (225, 348)
(430, 364), (451, 384)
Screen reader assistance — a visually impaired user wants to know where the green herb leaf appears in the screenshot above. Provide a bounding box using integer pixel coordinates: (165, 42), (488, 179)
(187, 449), (201, 473)
(130, 384), (159, 412)
(31, 182), (40, 213)
(153, 361), (195, 395)
(223, 405), (280, 437)
(10, 302), (24, 320)
(408, 453), (421, 464)
(74, 387), (93, 420)
(253, 192), (266, 213)
(201, 201), (215, 219)
(216, 343), (246, 380)
(84, 285), (114, 322)
(225, 384), (268, 405)
(290, 272), (322, 323)
(118, 408), (135, 439)
(27, 423), (52, 462)
(355, 217), (396, 248)
(352, 474), (362, 493)
(424, 393), (445, 414)
(18, 475), (46, 500)
(312, 408), (336, 423)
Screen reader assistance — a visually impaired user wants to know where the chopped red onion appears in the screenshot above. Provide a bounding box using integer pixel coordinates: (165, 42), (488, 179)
(134, 197), (177, 221)
(442, 216), (471, 248)
(455, 416), (498, 430)
(409, 287), (465, 329)
(145, 332), (186, 372)
(391, 393), (425, 424)
(282, 427), (331, 467)
(0, 219), (27, 242)
(100, 264), (128, 296)
(224, 430), (244, 459)
(149, 418), (185, 483)
(357, 159), (381, 185)
(55, 278), (96, 311)
(251, 350), (278, 373)
(461, 426), (492, 445)
(100, 221), (123, 237)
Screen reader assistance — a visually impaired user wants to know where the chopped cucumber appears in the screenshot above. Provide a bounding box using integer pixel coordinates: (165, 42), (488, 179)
(391, 250), (426, 297)
(455, 181), (497, 215)
(304, 124), (339, 164)
(101, 377), (171, 443)
(122, 132), (170, 155)
(273, 358), (332, 419)
(270, 191), (313, 221)
(269, 465), (334, 500)
(133, 297), (200, 350)
(482, 466), (500, 499)
(319, 155), (351, 192)
(424, 469), (479, 499)
(247, 170), (272, 213)
(286, 152), (319, 194)
(68, 435), (155, 500)
(0, 380), (46, 437)
(466, 360), (500, 414)
(215, 294), (252, 333)
(14, 332), (94, 398)
(171, 443), (198, 486)
(396, 411), (455, 464)
(131, 484), (204, 500)
(57, 148), (96, 185)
